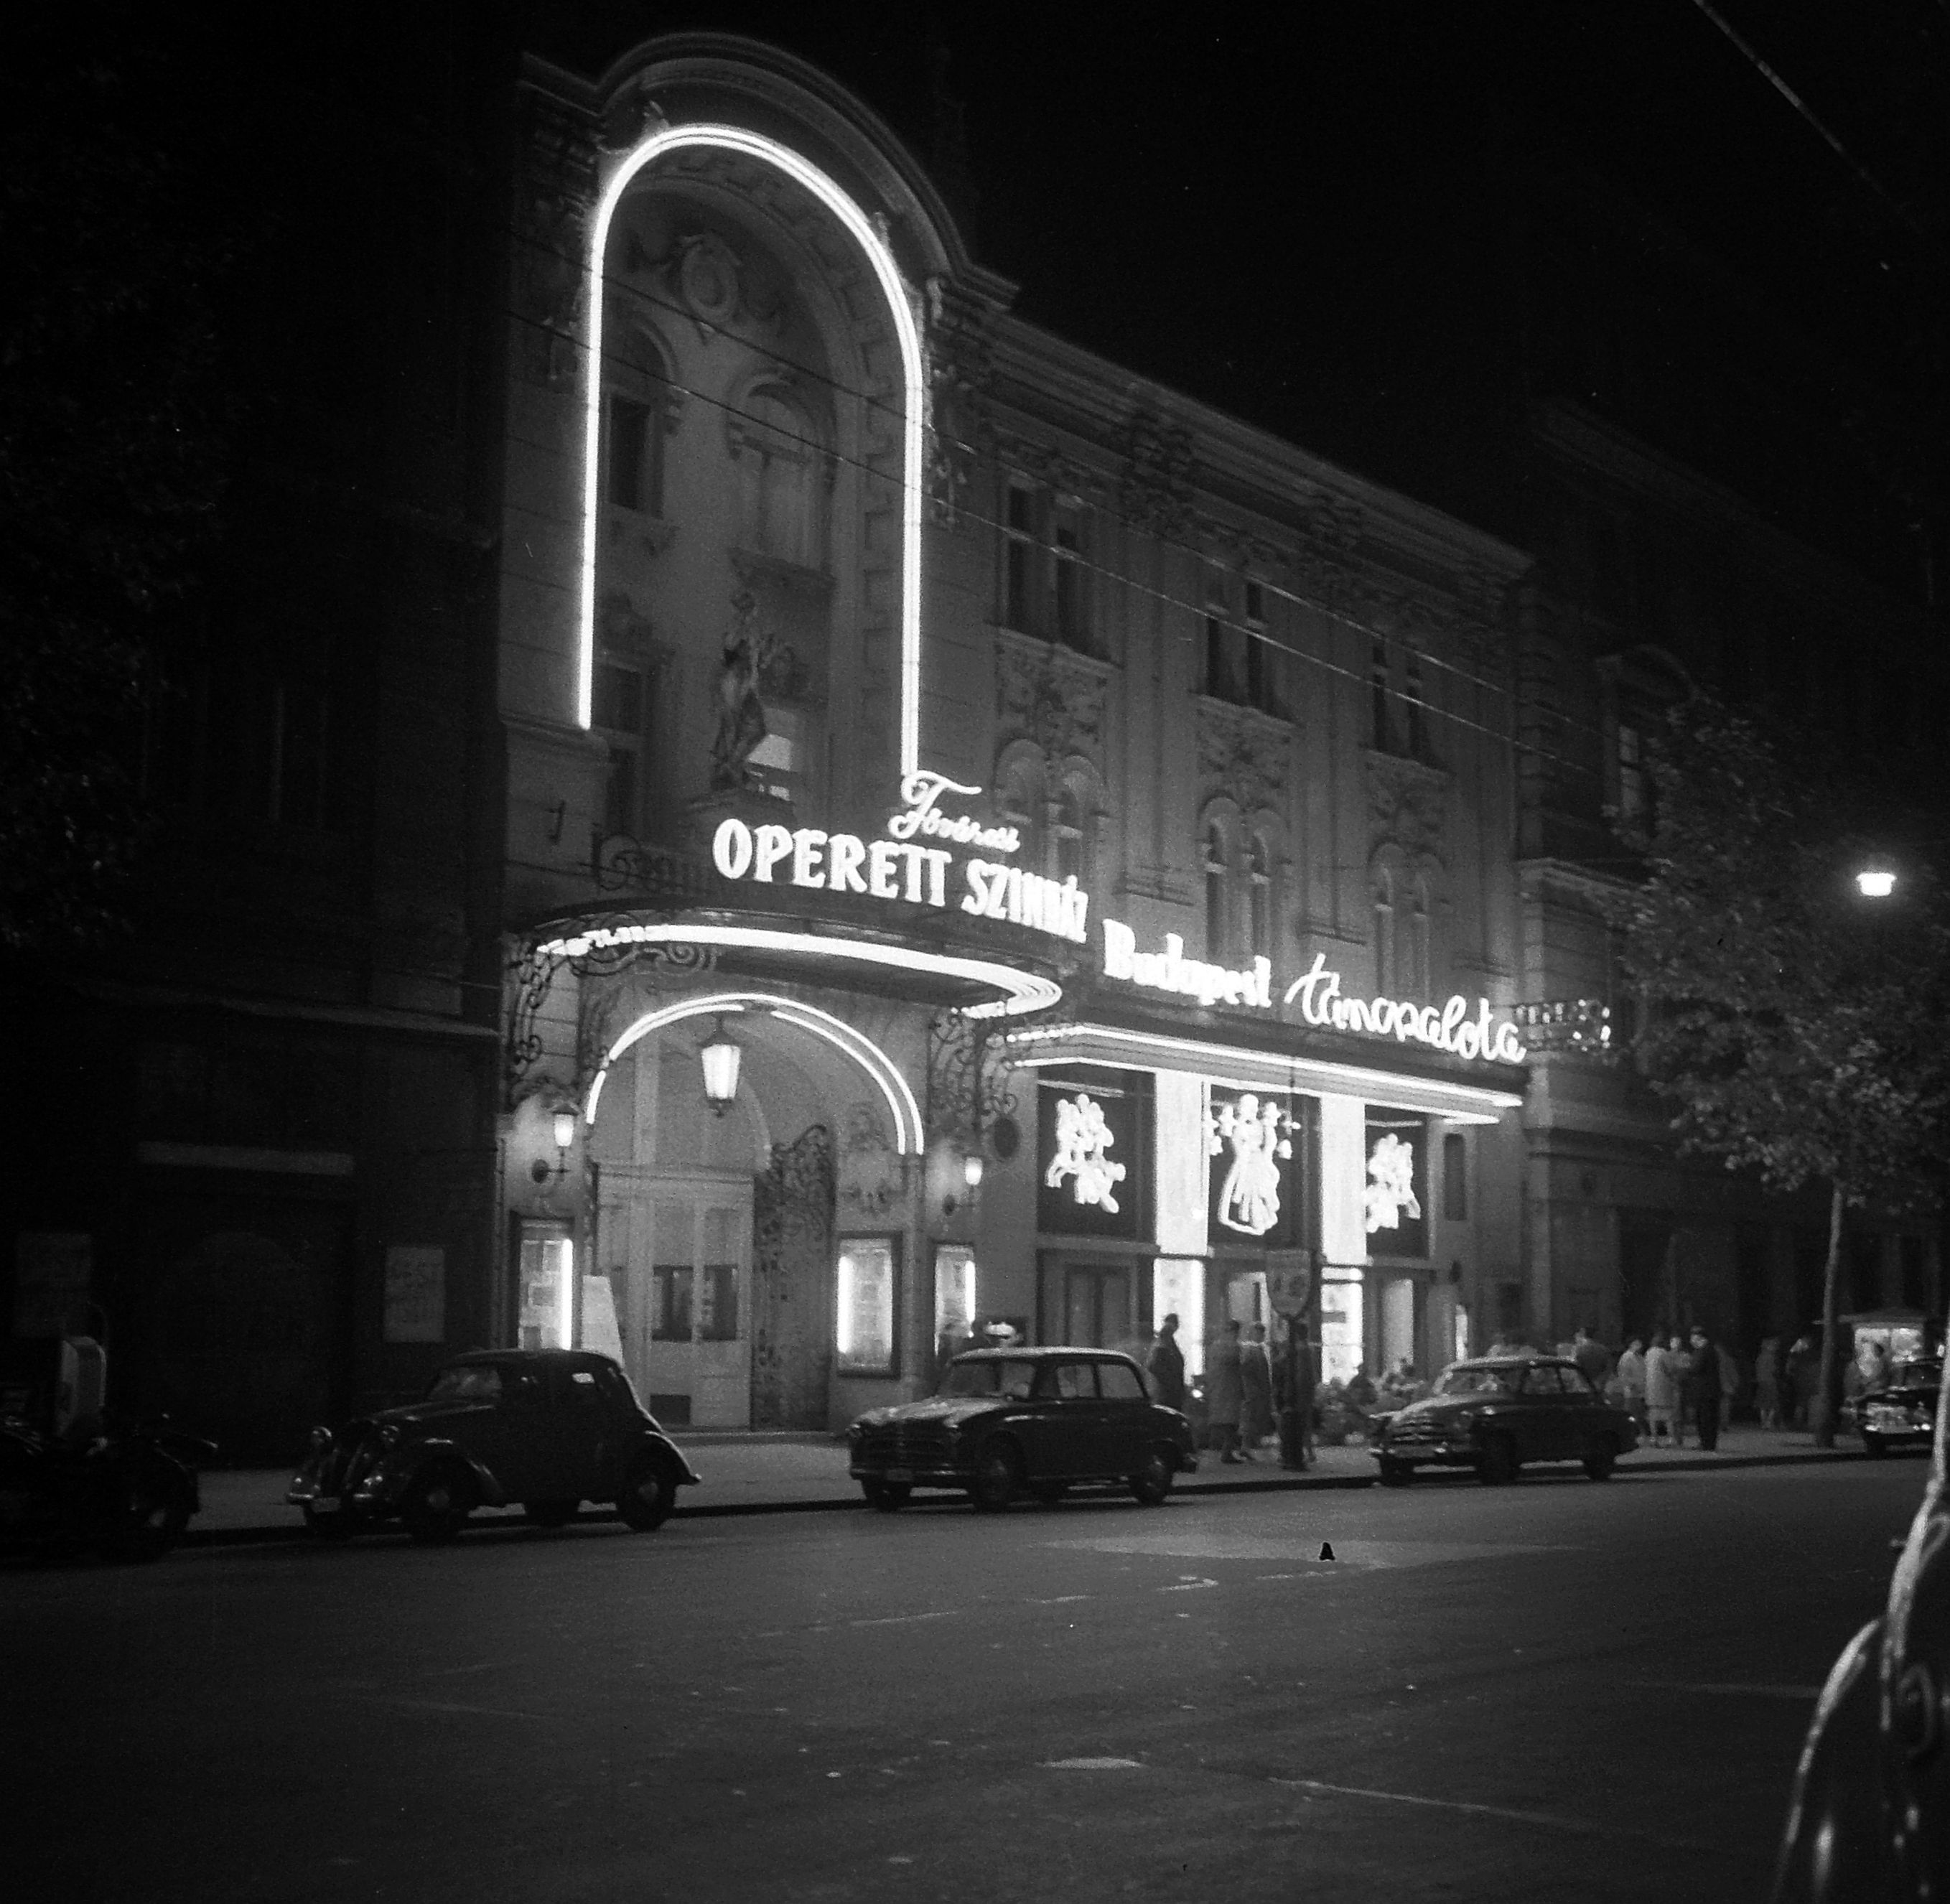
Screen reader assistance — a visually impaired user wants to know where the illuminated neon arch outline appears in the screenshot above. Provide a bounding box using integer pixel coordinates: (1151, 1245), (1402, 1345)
(580, 125), (925, 779)
(584, 991), (923, 1156)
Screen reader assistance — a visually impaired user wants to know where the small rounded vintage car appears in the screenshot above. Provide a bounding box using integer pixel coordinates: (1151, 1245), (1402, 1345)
(1369, 1355), (1639, 1485)
(1843, 1356), (1941, 1458)
(1773, 1355), (1949, 1901)
(846, 1346), (1198, 1512)
(287, 1348), (701, 1544)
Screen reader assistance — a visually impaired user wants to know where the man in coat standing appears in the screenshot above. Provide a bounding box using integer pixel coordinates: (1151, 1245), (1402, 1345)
(1688, 1325), (1725, 1452)
(1145, 1312), (1188, 1412)
(1208, 1320), (1246, 1462)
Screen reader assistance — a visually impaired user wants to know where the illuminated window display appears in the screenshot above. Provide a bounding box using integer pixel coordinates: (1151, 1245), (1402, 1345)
(1320, 1264), (1365, 1386)
(1037, 1070), (1151, 1241)
(836, 1238), (897, 1375)
(933, 1243), (976, 1361)
(517, 1223), (574, 1350)
(1364, 1113), (1429, 1259)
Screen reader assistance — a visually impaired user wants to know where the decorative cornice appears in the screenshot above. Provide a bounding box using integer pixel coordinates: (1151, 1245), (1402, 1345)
(995, 630), (1110, 765)
(1197, 699), (1289, 817)
(1365, 750), (1450, 861)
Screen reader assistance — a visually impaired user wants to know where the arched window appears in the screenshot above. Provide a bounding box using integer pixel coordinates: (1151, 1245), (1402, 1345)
(1054, 783), (1087, 885)
(1373, 866), (1396, 995)
(999, 755), (1045, 870)
(1204, 822), (1231, 960)
(1410, 874), (1431, 1000)
(732, 383), (824, 569)
(1248, 832), (1273, 961)
(603, 315), (672, 518)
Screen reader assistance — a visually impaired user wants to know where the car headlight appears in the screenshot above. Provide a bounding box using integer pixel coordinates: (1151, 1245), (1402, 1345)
(307, 1425), (334, 1454)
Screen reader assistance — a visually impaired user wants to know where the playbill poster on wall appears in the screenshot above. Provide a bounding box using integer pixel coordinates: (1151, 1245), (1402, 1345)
(383, 1245), (446, 1343)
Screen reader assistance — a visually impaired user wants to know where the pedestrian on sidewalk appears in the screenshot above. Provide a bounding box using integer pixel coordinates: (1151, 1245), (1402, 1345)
(1146, 1312), (1188, 1412)
(1688, 1326), (1725, 1451)
(1208, 1321), (1245, 1462)
(1717, 1340), (1741, 1432)
(1572, 1326), (1611, 1392)
(1239, 1322), (1275, 1458)
(1786, 1336), (1817, 1429)
(1644, 1335), (1680, 1447)
(1755, 1335), (1782, 1429)
(1615, 1337), (1648, 1424)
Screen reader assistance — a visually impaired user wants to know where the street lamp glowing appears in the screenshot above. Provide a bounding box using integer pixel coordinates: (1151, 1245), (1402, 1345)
(551, 1109), (577, 1152)
(1856, 867), (1897, 899)
(961, 1152), (985, 1190)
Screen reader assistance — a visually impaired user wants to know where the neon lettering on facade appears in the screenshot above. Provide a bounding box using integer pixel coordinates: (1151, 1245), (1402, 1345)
(711, 817), (1088, 946)
(1284, 953), (1526, 1064)
(885, 772), (1020, 854)
(1102, 919), (1272, 1010)
(582, 126), (925, 777)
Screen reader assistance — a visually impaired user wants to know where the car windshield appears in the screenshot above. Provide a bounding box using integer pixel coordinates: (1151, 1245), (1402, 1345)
(1890, 1361), (1942, 1389)
(1432, 1365), (1521, 1397)
(939, 1358), (1038, 1401)
(426, 1364), (503, 1404)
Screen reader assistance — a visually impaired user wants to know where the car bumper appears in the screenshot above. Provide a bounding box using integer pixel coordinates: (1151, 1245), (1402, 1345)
(849, 1462), (971, 1489)
(1371, 1442), (1480, 1467)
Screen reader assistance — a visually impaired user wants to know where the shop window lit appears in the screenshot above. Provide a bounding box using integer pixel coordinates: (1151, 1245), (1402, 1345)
(836, 1239), (897, 1374)
(517, 1223), (574, 1350)
(1320, 1265), (1364, 1386)
(935, 1243), (976, 1346)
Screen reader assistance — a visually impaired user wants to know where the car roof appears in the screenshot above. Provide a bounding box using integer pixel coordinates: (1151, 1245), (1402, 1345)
(950, 1346), (1135, 1362)
(444, 1349), (616, 1370)
(1452, 1356), (1577, 1371)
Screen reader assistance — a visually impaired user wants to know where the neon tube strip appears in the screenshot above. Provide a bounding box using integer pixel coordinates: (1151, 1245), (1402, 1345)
(536, 920), (1060, 1022)
(588, 990), (922, 1154)
(1003, 1022), (1524, 1124)
(582, 126), (925, 778)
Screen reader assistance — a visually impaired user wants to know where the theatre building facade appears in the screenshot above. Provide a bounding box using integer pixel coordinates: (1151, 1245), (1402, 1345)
(494, 37), (1539, 1429)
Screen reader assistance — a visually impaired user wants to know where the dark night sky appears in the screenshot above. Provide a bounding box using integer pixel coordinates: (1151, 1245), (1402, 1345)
(532, 1), (1945, 525)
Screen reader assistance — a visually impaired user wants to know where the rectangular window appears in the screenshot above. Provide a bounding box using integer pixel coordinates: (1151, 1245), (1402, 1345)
(1004, 484), (1034, 631)
(934, 1243), (976, 1345)
(1617, 722), (1646, 821)
(1442, 1131), (1468, 1221)
(1371, 640), (1394, 751)
(651, 1264), (694, 1341)
(1053, 503), (1086, 650)
(836, 1238), (897, 1374)
(1404, 651), (1426, 758)
(517, 1223), (574, 1351)
(607, 395), (651, 511)
(594, 661), (648, 838)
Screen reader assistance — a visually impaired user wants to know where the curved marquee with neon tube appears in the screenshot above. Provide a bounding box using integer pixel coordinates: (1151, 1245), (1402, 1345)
(584, 991), (924, 1157)
(532, 919), (1062, 1022)
(580, 123), (925, 777)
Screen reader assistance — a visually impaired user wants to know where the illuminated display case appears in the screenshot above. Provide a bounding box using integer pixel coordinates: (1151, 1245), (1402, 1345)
(835, 1236), (899, 1376)
(516, 1221), (574, 1350)
(1206, 1089), (1305, 1251)
(1363, 1112), (1429, 1261)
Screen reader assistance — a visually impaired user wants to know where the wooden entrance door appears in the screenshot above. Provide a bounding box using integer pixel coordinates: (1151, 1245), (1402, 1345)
(632, 1177), (752, 1428)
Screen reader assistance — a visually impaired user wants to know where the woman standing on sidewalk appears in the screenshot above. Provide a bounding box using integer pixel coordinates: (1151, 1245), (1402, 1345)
(1615, 1337), (1648, 1426)
(1755, 1335), (1782, 1429)
(1644, 1335), (1681, 1447)
(1207, 1322), (1245, 1462)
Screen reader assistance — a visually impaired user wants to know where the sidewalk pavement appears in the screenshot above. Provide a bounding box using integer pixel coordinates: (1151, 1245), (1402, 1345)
(187, 1425), (1872, 1546)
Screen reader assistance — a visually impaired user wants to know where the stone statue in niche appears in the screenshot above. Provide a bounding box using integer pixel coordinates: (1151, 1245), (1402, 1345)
(710, 589), (772, 790)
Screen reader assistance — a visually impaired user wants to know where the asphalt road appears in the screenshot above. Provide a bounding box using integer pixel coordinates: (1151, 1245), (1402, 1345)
(5, 1459), (1928, 1904)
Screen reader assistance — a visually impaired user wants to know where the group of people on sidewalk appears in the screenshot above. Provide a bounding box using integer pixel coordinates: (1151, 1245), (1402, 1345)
(1145, 1315), (1317, 1466)
(1605, 1327), (1733, 1450)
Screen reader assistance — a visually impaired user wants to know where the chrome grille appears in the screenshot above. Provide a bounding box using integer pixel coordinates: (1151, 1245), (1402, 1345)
(857, 1422), (953, 1466)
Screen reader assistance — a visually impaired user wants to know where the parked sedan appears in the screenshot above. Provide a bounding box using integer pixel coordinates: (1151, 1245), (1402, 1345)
(846, 1347), (1199, 1511)
(288, 1349), (701, 1543)
(1773, 1355), (1949, 1900)
(1844, 1357), (1941, 1458)
(1371, 1356), (1639, 1485)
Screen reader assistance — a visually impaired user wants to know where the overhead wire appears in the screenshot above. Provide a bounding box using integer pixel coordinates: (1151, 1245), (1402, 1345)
(554, 232), (1630, 788)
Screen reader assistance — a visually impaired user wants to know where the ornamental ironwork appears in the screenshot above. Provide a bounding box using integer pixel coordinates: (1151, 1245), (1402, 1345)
(926, 1009), (1020, 1147)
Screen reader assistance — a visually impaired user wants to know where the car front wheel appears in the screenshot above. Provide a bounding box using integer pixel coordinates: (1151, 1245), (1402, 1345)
(1861, 1432), (1886, 1459)
(1582, 1437), (1618, 1481)
(617, 1458), (677, 1531)
(402, 1466), (474, 1544)
(1129, 1447), (1175, 1506)
(1378, 1455), (1414, 1488)
(863, 1480), (911, 1512)
(969, 1441), (1022, 1513)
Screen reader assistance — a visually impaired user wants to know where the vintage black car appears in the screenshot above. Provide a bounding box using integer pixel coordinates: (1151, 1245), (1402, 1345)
(287, 1349), (700, 1544)
(1773, 1356), (1949, 1901)
(847, 1347), (1199, 1511)
(1371, 1356), (1640, 1485)
(1844, 1358), (1941, 1458)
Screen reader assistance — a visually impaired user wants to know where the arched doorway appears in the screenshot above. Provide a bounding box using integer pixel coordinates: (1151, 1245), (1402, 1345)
(583, 994), (915, 1429)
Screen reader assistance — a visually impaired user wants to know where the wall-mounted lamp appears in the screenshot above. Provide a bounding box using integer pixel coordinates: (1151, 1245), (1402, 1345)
(1855, 855), (1898, 900)
(531, 1105), (577, 1184)
(700, 1017), (742, 1116)
(943, 1147), (985, 1217)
